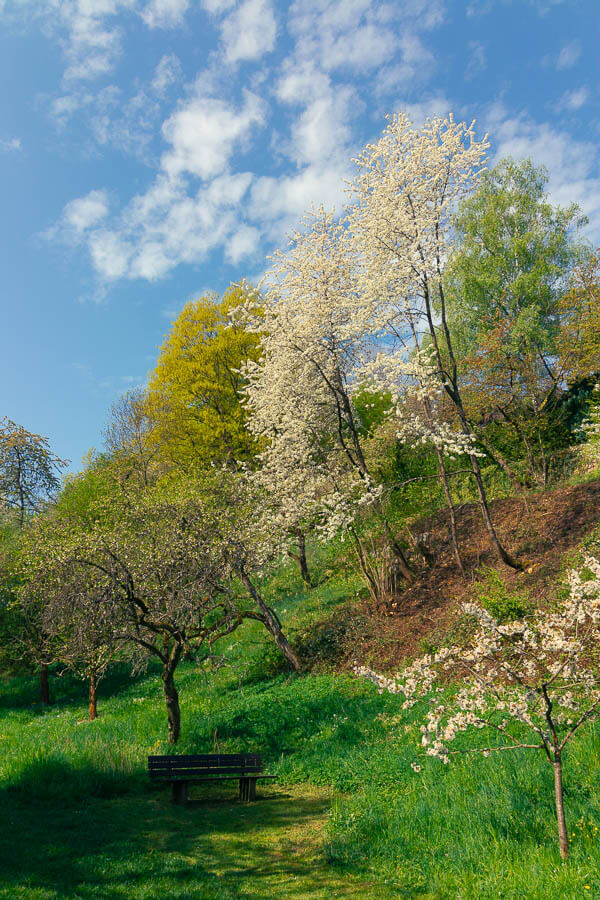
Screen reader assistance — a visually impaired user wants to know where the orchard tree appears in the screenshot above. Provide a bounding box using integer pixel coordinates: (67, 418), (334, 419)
(24, 481), (245, 743)
(347, 113), (521, 570)
(24, 470), (299, 742)
(20, 551), (121, 719)
(356, 557), (600, 860)
(0, 418), (67, 525)
(444, 158), (587, 485)
(145, 285), (261, 470)
(0, 418), (67, 702)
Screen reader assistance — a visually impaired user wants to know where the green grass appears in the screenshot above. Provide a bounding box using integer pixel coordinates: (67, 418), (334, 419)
(2, 563), (600, 898)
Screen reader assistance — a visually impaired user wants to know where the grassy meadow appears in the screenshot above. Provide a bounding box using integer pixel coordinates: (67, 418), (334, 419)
(2, 556), (600, 900)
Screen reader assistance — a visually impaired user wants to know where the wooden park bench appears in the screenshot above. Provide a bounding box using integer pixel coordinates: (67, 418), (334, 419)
(148, 753), (277, 804)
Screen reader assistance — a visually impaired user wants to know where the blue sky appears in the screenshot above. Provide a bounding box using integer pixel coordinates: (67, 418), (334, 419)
(0, 0), (598, 471)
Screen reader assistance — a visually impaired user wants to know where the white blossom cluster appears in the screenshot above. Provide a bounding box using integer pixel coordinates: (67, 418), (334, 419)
(355, 557), (600, 763)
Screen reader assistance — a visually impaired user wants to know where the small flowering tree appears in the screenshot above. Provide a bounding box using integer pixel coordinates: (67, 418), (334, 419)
(356, 557), (600, 860)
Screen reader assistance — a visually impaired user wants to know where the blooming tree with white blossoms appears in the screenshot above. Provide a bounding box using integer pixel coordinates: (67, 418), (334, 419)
(241, 207), (416, 595)
(347, 113), (521, 570)
(241, 194), (485, 601)
(356, 557), (600, 860)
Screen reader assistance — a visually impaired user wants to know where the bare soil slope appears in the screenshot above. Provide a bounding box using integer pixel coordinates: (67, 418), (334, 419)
(299, 479), (600, 672)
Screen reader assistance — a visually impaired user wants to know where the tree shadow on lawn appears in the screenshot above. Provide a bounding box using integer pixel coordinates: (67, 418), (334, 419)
(0, 663), (155, 714)
(0, 759), (378, 899)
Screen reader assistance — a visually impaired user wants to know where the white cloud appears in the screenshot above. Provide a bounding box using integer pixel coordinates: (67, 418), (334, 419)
(375, 34), (435, 95)
(161, 90), (265, 179)
(221, 0), (277, 65)
(556, 40), (580, 70)
(225, 224), (260, 262)
(250, 163), (349, 238)
(141, 0), (189, 28)
(152, 53), (182, 95)
(0, 0), (188, 88)
(0, 136), (21, 151)
(63, 189), (110, 232)
(289, 0), (397, 73)
(201, 0), (236, 13)
(289, 89), (356, 166)
(557, 86), (589, 112)
(88, 230), (132, 280)
(288, 0), (443, 74)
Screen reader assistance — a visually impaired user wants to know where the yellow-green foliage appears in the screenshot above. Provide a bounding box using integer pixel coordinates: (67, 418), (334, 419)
(146, 284), (261, 469)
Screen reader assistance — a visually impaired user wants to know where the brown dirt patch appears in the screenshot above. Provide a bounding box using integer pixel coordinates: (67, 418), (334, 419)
(305, 479), (600, 673)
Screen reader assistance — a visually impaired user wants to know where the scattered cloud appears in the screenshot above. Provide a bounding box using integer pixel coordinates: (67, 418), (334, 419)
(556, 40), (581, 70)
(152, 53), (182, 95)
(399, 94), (455, 126)
(141, 0), (189, 28)
(161, 90), (265, 179)
(200, 0), (236, 13)
(62, 189), (110, 233)
(221, 0), (277, 65)
(466, 40), (486, 80)
(556, 86), (589, 112)
(0, 136), (21, 152)
(288, 0), (401, 74)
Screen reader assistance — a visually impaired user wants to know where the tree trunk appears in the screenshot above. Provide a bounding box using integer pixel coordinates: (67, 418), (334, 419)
(40, 664), (51, 706)
(287, 528), (311, 586)
(422, 277), (520, 571)
(89, 672), (98, 720)
(162, 666), (181, 744)
(553, 756), (569, 860)
(468, 452), (523, 570)
(239, 568), (301, 671)
(379, 509), (414, 583)
(434, 447), (464, 575)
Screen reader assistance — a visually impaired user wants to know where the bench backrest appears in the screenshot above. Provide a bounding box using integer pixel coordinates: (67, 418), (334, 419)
(148, 753), (262, 778)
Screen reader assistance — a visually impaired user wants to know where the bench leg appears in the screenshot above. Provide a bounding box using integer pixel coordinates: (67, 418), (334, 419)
(248, 778), (256, 801)
(239, 777), (248, 801)
(172, 781), (188, 805)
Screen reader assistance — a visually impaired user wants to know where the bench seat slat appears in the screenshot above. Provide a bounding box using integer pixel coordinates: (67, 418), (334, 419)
(149, 766), (262, 777)
(150, 774), (278, 782)
(148, 754), (261, 765)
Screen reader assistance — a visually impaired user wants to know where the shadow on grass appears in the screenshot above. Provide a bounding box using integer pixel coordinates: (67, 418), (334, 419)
(0, 758), (370, 899)
(0, 663), (156, 714)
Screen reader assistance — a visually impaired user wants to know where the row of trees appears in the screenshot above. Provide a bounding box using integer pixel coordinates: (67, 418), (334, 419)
(2, 113), (600, 743)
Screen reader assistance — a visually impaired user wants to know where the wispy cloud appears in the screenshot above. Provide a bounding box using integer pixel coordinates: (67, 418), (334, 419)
(556, 85), (589, 112)
(0, 136), (21, 152)
(556, 40), (581, 70)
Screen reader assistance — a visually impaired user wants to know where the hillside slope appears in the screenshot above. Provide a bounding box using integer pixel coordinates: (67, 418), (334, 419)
(2, 478), (600, 898)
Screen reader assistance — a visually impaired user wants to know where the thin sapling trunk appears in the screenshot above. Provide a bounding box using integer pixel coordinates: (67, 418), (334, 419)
(40, 663), (51, 705)
(89, 672), (98, 720)
(553, 754), (569, 860)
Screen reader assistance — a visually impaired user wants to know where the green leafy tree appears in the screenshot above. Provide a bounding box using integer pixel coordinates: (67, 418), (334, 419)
(145, 285), (261, 470)
(445, 158), (587, 485)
